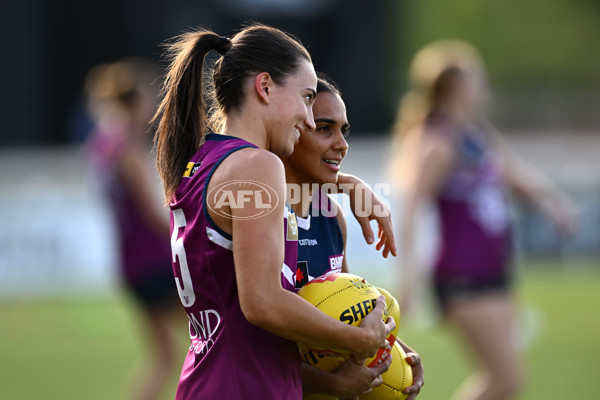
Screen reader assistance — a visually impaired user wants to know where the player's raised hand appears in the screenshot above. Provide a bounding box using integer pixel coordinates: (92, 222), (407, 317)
(346, 177), (398, 258)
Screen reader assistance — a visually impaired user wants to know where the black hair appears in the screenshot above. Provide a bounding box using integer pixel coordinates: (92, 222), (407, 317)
(316, 72), (341, 96)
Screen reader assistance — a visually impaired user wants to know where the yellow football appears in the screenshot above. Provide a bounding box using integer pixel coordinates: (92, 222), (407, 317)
(297, 272), (382, 356)
(366, 287), (401, 367)
(298, 276), (401, 365)
(360, 341), (413, 400)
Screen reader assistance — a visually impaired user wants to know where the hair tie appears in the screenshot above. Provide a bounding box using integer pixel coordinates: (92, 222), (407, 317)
(215, 36), (232, 55)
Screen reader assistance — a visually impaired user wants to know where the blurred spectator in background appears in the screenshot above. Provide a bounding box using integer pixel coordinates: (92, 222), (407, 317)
(390, 40), (575, 400)
(84, 58), (182, 400)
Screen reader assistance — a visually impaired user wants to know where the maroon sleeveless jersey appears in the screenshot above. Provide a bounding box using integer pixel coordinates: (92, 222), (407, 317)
(169, 133), (301, 399)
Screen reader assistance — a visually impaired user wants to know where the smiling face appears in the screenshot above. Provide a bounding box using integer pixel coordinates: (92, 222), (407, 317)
(282, 90), (349, 186)
(268, 59), (317, 157)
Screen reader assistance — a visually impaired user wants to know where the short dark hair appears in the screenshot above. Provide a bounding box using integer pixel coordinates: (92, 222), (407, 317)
(316, 72), (341, 96)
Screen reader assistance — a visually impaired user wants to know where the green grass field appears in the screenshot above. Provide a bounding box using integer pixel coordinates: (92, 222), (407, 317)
(0, 258), (598, 399)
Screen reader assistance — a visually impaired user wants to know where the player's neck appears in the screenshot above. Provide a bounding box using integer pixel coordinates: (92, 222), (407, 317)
(439, 102), (473, 124)
(220, 113), (267, 149)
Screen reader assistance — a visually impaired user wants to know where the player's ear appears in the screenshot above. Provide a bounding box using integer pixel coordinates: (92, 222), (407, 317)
(254, 72), (272, 104)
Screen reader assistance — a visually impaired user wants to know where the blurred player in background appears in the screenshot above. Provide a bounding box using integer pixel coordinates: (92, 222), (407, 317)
(282, 75), (424, 399)
(391, 40), (575, 400)
(85, 58), (182, 400)
(152, 24), (394, 399)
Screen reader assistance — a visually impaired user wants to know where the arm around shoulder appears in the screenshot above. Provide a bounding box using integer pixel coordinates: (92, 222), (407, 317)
(224, 150), (393, 359)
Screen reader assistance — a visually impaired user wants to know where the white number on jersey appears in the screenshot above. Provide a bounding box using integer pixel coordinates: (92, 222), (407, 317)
(171, 208), (196, 307)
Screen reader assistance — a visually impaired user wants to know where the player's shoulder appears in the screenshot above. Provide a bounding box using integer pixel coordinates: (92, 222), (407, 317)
(219, 146), (285, 183)
(225, 146), (283, 171)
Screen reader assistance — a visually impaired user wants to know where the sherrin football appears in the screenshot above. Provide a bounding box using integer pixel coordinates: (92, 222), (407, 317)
(303, 342), (414, 400)
(360, 340), (414, 400)
(298, 277), (404, 400)
(297, 273), (383, 357)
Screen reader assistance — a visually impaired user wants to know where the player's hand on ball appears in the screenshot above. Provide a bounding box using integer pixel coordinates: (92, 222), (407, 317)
(355, 295), (395, 359)
(399, 341), (424, 399)
(333, 354), (392, 400)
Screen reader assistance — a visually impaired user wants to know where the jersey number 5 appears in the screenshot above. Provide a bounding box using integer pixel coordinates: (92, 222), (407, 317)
(171, 208), (196, 307)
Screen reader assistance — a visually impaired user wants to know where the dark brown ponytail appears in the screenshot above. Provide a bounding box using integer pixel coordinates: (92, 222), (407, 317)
(152, 30), (226, 204)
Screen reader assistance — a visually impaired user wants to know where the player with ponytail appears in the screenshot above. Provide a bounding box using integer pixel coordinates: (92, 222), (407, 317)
(153, 24), (394, 399)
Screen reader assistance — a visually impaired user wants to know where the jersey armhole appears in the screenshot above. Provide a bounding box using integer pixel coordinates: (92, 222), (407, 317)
(201, 145), (256, 240)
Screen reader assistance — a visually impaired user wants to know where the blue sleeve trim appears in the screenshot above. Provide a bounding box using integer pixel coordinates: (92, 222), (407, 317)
(205, 133), (243, 142)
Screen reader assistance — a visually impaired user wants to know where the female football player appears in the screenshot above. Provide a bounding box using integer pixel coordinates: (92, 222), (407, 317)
(391, 40), (574, 400)
(282, 75), (424, 399)
(153, 24), (395, 399)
